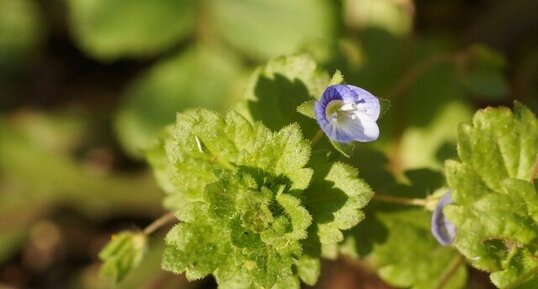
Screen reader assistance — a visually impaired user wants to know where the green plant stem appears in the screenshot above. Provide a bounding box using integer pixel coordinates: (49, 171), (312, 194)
(143, 212), (177, 236)
(372, 193), (427, 207)
(310, 129), (324, 148)
(435, 254), (465, 289)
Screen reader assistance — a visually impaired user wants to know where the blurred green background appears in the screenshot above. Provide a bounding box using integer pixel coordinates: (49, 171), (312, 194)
(0, 0), (537, 288)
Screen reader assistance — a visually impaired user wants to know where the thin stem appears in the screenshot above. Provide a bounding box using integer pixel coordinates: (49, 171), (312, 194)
(530, 155), (538, 182)
(372, 193), (427, 207)
(311, 129), (324, 148)
(435, 254), (465, 289)
(143, 212), (177, 236)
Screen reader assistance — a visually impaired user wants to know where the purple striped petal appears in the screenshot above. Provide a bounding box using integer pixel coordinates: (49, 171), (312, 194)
(431, 191), (456, 246)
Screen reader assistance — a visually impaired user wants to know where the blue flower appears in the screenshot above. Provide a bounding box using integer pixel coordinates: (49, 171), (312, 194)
(314, 84), (380, 143)
(431, 191), (456, 246)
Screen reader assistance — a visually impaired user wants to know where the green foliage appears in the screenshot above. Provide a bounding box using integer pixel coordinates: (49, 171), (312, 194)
(457, 45), (509, 100)
(0, 0), (44, 68)
(345, 0), (412, 36)
(67, 0), (334, 61)
(444, 102), (538, 288)
(147, 109), (312, 210)
(115, 46), (242, 157)
(212, 0), (334, 60)
(238, 54), (330, 138)
(67, 0), (195, 60)
(99, 232), (148, 283)
(340, 149), (467, 289)
(147, 105), (373, 288)
(304, 151), (373, 245)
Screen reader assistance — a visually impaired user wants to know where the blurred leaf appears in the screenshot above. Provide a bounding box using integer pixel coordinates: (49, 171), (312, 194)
(0, 113), (161, 230)
(115, 46), (243, 157)
(445, 102), (538, 288)
(213, 0), (335, 60)
(99, 232), (148, 283)
(457, 45), (509, 100)
(345, 0), (412, 36)
(0, 0), (44, 68)
(67, 0), (196, 60)
(399, 101), (472, 170)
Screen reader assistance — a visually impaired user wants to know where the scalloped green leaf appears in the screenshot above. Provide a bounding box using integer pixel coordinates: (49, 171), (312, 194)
(147, 109), (313, 211)
(304, 151), (373, 244)
(163, 168), (314, 289)
(444, 102), (538, 288)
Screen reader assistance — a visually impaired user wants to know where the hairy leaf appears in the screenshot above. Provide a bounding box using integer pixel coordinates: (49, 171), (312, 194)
(305, 151), (373, 244)
(445, 102), (538, 288)
(162, 169), (314, 289)
(149, 109), (312, 210)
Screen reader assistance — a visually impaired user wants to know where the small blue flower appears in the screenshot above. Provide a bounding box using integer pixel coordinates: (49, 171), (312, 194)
(431, 191), (456, 246)
(314, 84), (380, 143)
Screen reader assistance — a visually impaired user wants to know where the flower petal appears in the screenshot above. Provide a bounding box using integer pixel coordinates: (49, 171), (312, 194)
(345, 85), (380, 121)
(333, 113), (379, 143)
(314, 100), (333, 137)
(431, 191), (456, 246)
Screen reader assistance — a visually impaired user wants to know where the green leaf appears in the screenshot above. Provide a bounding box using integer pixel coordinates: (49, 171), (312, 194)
(0, 0), (44, 68)
(457, 45), (509, 100)
(147, 109), (312, 210)
(444, 102), (538, 288)
(340, 144), (467, 289)
(238, 54), (330, 138)
(304, 151), (373, 244)
(328, 70), (345, 86)
(296, 100), (316, 119)
(344, 206), (467, 289)
(150, 108), (377, 288)
(116, 46), (242, 157)
(99, 232), (147, 283)
(162, 168), (313, 289)
(345, 0), (412, 36)
(329, 140), (355, 158)
(399, 101), (472, 170)
(67, 0), (195, 60)
(212, 0), (334, 60)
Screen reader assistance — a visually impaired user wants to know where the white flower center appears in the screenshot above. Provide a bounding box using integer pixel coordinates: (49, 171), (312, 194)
(325, 100), (366, 124)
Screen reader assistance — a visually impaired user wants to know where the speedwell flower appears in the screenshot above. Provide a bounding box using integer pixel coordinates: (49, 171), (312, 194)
(314, 84), (380, 143)
(431, 191), (456, 246)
